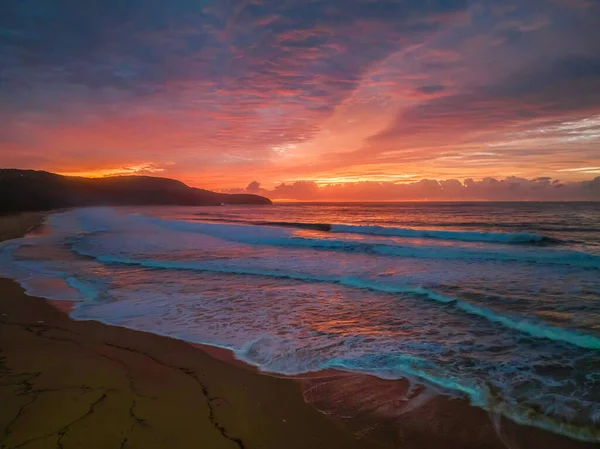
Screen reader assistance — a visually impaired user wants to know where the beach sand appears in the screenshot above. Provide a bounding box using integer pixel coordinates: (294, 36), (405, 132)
(0, 213), (48, 242)
(1, 213), (596, 449)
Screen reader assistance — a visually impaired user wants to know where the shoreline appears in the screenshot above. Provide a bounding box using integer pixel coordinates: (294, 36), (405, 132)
(1, 211), (597, 449)
(1, 278), (387, 449)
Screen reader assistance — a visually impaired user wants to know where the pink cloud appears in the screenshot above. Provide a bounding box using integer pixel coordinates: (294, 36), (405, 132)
(242, 177), (600, 201)
(2, 0), (599, 194)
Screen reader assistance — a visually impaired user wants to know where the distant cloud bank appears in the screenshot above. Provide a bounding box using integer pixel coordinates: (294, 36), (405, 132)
(238, 177), (600, 201)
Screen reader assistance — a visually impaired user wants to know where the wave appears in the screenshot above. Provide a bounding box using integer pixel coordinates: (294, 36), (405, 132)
(67, 245), (600, 351)
(196, 211), (600, 234)
(144, 217), (600, 269)
(374, 220), (600, 233)
(200, 218), (332, 232)
(193, 216), (557, 244)
(330, 224), (556, 244)
(325, 354), (600, 443)
(4, 212), (599, 443)
(279, 237), (598, 268)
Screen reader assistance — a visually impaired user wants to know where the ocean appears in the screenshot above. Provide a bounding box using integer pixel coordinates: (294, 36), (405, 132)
(1, 202), (599, 442)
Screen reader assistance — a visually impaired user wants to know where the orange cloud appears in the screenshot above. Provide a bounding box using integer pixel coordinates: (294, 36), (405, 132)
(1, 0), (599, 198)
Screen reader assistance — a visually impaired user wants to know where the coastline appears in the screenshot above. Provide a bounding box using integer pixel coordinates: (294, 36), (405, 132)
(1, 278), (388, 449)
(1, 212), (597, 449)
(0, 212), (49, 241)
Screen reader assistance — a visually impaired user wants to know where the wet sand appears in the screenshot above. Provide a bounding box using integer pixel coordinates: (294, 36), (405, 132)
(0, 213), (48, 242)
(1, 278), (395, 449)
(1, 212), (597, 449)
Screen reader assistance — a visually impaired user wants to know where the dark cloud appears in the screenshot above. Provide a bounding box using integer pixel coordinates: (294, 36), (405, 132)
(415, 85), (447, 94)
(490, 55), (600, 106)
(373, 54), (600, 144)
(0, 0), (468, 109)
(0, 0), (473, 166)
(1, 0), (599, 188)
(246, 180), (261, 193)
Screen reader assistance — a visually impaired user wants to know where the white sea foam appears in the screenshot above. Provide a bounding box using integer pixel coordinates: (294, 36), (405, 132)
(1, 207), (599, 443)
(61, 249), (600, 350)
(331, 224), (552, 243)
(144, 217), (600, 269)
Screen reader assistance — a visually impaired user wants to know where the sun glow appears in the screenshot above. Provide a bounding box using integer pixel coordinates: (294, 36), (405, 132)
(287, 174), (419, 185)
(59, 164), (166, 178)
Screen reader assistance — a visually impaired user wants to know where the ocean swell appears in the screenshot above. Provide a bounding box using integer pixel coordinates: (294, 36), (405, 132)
(145, 217), (600, 269)
(331, 224), (555, 244)
(193, 216), (555, 244)
(1, 208), (599, 443)
(66, 245), (600, 351)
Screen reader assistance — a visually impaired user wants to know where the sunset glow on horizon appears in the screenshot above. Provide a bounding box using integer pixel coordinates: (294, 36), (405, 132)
(2, 0), (600, 200)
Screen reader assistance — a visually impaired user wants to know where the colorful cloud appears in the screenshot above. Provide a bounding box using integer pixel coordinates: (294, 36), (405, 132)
(1, 0), (599, 198)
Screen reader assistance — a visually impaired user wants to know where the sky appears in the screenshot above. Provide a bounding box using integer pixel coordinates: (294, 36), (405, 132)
(1, 0), (600, 200)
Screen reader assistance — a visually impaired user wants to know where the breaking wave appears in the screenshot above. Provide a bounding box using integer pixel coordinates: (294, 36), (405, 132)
(146, 218), (600, 269)
(193, 216), (556, 244)
(66, 247), (600, 351)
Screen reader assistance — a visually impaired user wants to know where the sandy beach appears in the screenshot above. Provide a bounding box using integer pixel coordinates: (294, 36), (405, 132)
(1, 212), (597, 449)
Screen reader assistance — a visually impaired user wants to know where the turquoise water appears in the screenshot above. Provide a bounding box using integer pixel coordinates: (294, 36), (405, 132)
(1, 203), (599, 441)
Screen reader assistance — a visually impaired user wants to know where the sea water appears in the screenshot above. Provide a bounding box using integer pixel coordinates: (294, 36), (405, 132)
(1, 202), (599, 441)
